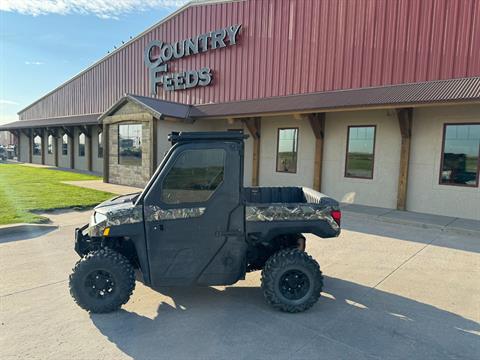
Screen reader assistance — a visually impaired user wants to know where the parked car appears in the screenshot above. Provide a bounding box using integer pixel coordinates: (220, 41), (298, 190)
(0, 147), (7, 161)
(69, 132), (341, 313)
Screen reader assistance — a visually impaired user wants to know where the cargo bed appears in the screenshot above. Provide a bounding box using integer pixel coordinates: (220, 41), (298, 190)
(244, 187), (341, 241)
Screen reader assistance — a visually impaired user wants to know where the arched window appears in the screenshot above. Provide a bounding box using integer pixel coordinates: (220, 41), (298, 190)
(98, 131), (103, 158)
(47, 135), (53, 154)
(62, 134), (68, 155)
(78, 133), (85, 157)
(33, 135), (42, 156)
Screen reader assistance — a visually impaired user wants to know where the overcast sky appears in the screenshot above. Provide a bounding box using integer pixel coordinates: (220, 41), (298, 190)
(0, 0), (188, 125)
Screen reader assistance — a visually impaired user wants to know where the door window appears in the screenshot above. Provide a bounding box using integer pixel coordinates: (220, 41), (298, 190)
(162, 148), (226, 204)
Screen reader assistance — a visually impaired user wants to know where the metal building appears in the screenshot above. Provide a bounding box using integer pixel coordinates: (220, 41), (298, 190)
(1, 0), (479, 220)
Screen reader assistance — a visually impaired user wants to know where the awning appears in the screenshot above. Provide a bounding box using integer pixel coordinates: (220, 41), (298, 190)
(2, 77), (479, 131)
(0, 113), (101, 131)
(191, 76), (480, 118)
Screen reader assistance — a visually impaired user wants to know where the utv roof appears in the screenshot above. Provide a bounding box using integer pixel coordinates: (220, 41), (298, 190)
(168, 131), (249, 144)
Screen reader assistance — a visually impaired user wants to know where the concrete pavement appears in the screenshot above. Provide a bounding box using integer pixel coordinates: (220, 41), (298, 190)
(1, 210), (479, 359)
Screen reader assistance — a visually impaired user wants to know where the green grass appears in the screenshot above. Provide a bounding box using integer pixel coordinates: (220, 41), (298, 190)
(0, 164), (114, 225)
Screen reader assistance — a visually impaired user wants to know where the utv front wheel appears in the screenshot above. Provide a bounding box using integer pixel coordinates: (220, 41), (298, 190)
(69, 248), (135, 313)
(261, 249), (323, 313)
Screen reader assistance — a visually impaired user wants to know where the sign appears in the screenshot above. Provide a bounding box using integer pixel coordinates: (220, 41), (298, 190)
(144, 24), (242, 94)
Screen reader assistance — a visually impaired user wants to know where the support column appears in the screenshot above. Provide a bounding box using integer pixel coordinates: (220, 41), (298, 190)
(242, 117), (261, 186)
(11, 130), (19, 160)
(150, 118), (157, 177)
(28, 129), (33, 163)
(307, 113), (326, 192)
(82, 125), (93, 172)
(62, 126), (74, 169)
(53, 129), (59, 167)
(396, 108), (413, 211)
(40, 129), (45, 165)
(103, 124), (109, 183)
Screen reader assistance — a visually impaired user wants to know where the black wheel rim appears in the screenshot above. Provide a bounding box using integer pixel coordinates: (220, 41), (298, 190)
(279, 269), (310, 300)
(85, 270), (116, 299)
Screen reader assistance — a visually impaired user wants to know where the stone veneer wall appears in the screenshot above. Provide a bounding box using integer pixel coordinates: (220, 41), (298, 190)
(108, 121), (151, 188)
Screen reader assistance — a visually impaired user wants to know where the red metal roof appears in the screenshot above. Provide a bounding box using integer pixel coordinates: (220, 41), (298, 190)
(17, 0), (480, 121)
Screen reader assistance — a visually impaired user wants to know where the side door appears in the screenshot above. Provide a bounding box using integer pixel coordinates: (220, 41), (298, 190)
(143, 141), (246, 287)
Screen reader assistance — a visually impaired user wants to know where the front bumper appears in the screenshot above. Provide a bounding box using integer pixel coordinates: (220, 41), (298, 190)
(74, 223), (90, 256)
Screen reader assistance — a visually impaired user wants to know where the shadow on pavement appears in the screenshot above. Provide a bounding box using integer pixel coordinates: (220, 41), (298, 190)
(90, 277), (479, 360)
(0, 225), (57, 244)
(342, 214), (480, 254)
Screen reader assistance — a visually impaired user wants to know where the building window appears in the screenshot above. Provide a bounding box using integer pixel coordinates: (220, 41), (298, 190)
(98, 131), (103, 158)
(62, 134), (68, 155)
(78, 133), (85, 157)
(33, 135), (42, 156)
(162, 148), (226, 204)
(345, 125), (376, 179)
(440, 123), (480, 187)
(118, 124), (142, 166)
(276, 128), (298, 173)
(47, 135), (53, 154)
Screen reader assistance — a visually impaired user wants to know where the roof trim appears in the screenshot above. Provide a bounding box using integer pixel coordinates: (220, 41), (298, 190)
(98, 93), (193, 121)
(0, 113), (101, 131)
(17, 0), (240, 115)
(190, 76), (480, 118)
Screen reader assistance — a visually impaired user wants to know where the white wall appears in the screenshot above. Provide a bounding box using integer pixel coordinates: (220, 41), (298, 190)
(156, 118), (254, 186)
(148, 105), (480, 220)
(259, 115), (316, 187)
(407, 104), (480, 220)
(322, 109), (401, 208)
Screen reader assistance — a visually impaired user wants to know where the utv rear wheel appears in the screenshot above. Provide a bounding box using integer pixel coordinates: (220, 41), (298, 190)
(261, 249), (323, 313)
(69, 248), (135, 313)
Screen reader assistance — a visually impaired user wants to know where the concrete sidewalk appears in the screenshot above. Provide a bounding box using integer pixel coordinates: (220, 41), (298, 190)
(62, 180), (142, 195)
(11, 161), (102, 177)
(342, 203), (480, 236)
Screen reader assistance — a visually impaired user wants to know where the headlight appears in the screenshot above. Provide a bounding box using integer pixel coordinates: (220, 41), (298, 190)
(88, 212), (109, 237)
(91, 212), (107, 225)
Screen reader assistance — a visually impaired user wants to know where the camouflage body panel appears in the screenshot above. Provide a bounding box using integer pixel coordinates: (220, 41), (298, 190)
(106, 203), (144, 226)
(87, 202), (143, 237)
(245, 204), (339, 231)
(88, 202), (206, 237)
(144, 206), (206, 221)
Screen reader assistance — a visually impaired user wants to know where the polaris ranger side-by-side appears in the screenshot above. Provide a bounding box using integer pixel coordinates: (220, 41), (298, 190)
(70, 132), (341, 313)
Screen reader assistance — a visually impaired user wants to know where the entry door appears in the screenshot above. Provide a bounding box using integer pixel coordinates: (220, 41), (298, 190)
(144, 142), (245, 288)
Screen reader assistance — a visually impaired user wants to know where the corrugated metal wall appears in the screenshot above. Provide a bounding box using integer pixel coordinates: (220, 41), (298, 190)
(20, 0), (480, 120)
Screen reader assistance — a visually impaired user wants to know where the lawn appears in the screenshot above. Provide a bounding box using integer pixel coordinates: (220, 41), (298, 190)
(0, 164), (114, 225)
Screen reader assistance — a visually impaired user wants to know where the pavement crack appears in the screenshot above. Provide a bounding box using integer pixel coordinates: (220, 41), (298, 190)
(1, 279), (67, 297)
(370, 236), (437, 291)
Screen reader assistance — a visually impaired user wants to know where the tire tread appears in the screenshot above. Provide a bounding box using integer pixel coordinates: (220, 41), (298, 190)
(261, 248), (323, 313)
(69, 248), (135, 313)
